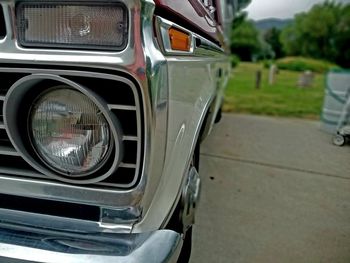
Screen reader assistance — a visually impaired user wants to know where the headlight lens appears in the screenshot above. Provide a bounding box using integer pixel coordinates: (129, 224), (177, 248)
(30, 87), (112, 176)
(16, 2), (127, 50)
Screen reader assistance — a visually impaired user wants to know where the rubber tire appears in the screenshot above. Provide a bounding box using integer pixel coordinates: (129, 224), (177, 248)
(166, 201), (193, 263)
(214, 107), (222, 124)
(167, 143), (200, 263)
(177, 227), (192, 263)
(333, 134), (346, 146)
(177, 142), (199, 263)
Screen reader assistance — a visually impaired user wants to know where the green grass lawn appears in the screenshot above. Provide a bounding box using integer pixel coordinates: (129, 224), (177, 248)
(223, 62), (325, 119)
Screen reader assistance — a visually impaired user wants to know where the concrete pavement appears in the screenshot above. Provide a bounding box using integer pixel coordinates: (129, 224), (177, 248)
(191, 114), (350, 263)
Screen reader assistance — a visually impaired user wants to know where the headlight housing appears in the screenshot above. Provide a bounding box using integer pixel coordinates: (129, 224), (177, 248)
(4, 74), (123, 184)
(16, 2), (128, 50)
(29, 87), (112, 176)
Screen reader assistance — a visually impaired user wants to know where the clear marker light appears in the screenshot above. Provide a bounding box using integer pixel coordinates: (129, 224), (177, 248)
(17, 3), (127, 50)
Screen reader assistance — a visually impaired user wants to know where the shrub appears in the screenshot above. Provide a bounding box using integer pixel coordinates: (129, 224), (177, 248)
(262, 60), (275, 69)
(231, 54), (240, 68)
(276, 57), (338, 73)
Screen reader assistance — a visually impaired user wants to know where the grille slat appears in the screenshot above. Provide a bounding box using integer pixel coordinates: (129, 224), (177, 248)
(108, 104), (137, 111)
(0, 69), (143, 189)
(119, 163), (137, 169)
(0, 129), (12, 147)
(0, 167), (46, 179)
(96, 167), (136, 186)
(0, 99), (4, 117)
(0, 156), (45, 178)
(122, 135), (139, 142)
(0, 145), (20, 156)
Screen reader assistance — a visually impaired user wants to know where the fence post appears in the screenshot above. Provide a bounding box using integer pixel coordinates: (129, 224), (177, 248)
(256, 70), (262, 89)
(269, 64), (277, 85)
(298, 70), (314, 88)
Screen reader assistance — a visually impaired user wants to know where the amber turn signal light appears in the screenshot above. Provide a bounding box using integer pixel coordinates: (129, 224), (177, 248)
(168, 27), (191, 52)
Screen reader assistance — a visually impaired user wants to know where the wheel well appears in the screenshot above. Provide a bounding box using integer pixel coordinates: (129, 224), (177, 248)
(166, 140), (200, 233)
(199, 98), (217, 143)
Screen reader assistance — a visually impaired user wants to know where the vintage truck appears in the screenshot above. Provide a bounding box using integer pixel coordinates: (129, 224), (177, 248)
(0, 0), (248, 262)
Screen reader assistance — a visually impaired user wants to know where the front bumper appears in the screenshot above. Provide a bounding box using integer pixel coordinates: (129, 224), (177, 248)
(0, 226), (182, 263)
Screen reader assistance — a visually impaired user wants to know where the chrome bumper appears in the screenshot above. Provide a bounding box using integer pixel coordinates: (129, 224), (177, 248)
(0, 226), (182, 263)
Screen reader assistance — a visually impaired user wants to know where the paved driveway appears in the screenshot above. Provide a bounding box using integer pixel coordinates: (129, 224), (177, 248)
(191, 114), (350, 263)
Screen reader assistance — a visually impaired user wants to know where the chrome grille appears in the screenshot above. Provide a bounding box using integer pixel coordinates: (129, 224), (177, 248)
(0, 68), (143, 189)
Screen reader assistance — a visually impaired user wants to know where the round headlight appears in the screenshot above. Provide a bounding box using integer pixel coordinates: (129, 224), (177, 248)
(29, 87), (112, 176)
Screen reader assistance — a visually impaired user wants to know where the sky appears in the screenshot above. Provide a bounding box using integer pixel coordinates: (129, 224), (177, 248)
(245, 0), (350, 20)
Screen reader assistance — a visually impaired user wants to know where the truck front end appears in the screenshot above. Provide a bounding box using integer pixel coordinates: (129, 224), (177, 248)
(0, 0), (232, 262)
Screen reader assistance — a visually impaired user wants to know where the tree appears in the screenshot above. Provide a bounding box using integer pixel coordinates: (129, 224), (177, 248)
(333, 4), (350, 68)
(264, 27), (284, 59)
(230, 13), (261, 61)
(280, 1), (350, 68)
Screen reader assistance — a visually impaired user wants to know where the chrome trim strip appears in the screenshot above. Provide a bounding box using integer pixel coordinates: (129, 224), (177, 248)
(0, 227), (182, 263)
(194, 34), (225, 55)
(0, 209), (107, 234)
(0, 123), (5, 129)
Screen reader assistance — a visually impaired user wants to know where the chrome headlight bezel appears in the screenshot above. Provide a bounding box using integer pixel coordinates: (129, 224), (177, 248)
(4, 74), (124, 184)
(16, 1), (129, 51)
